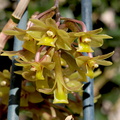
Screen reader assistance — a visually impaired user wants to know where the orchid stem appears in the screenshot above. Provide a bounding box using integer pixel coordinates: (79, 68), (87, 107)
(36, 6), (56, 19)
(60, 17), (87, 32)
(88, 52), (93, 58)
(54, 0), (61, 26)
(35, 45), (45, 62)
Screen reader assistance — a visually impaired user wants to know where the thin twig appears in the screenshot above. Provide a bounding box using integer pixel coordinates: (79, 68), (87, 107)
(35, 45), (45, 62)
(61, 17), (87, 32)
(54, 0), (61, 26)
(35, 6), (56, 19)
(88, 52), (93, 58)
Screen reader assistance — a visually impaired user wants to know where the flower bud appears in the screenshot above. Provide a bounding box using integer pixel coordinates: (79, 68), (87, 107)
(0, 81), (7, 86)
(46, 30), (55, 38)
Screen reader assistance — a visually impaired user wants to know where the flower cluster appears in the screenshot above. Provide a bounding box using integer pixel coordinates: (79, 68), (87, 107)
(0, 69), (43, 106)
(0, 5), (114, 106)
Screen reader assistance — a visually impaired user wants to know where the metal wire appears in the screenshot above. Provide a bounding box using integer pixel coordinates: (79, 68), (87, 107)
(81, 0), (95, 120)
(81, 0), (92, 31)
(7, 2), (28, 120)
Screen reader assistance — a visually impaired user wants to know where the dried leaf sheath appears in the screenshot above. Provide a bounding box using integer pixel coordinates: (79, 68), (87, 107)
(12, 0), (30, 20)
(0, 19), (17, 51)
(0, 0), (30, 51)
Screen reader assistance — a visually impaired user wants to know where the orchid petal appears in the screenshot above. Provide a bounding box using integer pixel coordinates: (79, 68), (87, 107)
(37, 80), (56, 94)
(3, 30), (23, 35)
(77, 42), (94, 52)
(66, 80), (82, 92)
(22, 40), (37, 53)
(36, 69), (44, 80)
(57, 29), (69, 38)
(30, 18), (47, 28)
(27, 30), (44, 39)
(75, 56), (89, 67)
(86, 65), (94, 78)
(22, 71), (37, 81)
(87, 28), (103, 34)
(36, 79), (49, 90)
(74, 32), (86, 36)
(94, 51), (114, 60)
(90, 38), (103, 47)
(45, 18), (58, 29)
(53, 87), (68, 104)
(28, 26), (47, 32)
(37, 36), (56, 47)
(56, 37), (71, 50)
(96, 60), (113, 66)
(91, 34), (112, 39)
(29, 92), (44, 103)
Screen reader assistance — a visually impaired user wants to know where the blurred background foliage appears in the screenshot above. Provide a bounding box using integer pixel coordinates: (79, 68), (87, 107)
(0, 0), (120, 120)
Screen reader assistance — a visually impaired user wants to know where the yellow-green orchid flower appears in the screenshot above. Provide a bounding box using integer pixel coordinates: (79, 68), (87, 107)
(52, 51), (68, 103)
(0, 69), (10, 86)
(0, 70), (10, 105)
(37, 51), (83, 104)
(36, 66), (83, 104)
(75, 51), (114, 78)
(1, 49), (35, 61)
(71, 28), (112, 52)
(27, 18), (73, 50)
(53, 51), (83, 103)
(3, 27), (27, 41)
(3, 27), (38, 53)
(15, 54), (55, 81)
(61, 51), (87, 82)
(2, 47), (55, 81)
(20, 83), (44, 106)
(3, 18), (74, 51)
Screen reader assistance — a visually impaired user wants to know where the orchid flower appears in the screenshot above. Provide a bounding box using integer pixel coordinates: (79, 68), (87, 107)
(76, 51), (114, 78)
